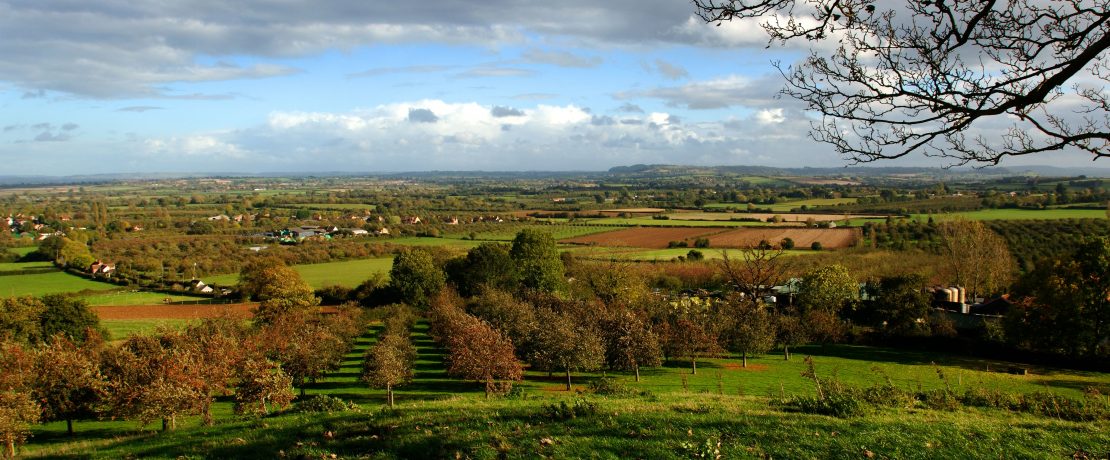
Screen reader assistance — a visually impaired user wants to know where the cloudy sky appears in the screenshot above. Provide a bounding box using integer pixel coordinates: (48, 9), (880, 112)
(0, 1), (1096, 175)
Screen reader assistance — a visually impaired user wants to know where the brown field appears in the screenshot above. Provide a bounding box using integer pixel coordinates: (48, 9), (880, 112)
(93, 303), (258, 320)
(709, 228), (861, 249)
(561, 227), (725, 248)
(670, 211), (880, 222)
(563, 227), (861, 249)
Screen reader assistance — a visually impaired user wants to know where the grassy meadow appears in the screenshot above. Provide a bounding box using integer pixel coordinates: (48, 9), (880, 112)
(913, 208), (1107, 221)
(0, 270), (119, 297)
(24, 321), (1110, 459)
(206, 257), (394, 289)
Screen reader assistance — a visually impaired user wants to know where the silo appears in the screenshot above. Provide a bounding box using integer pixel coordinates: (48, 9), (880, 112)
(941, 288), (954, 302)
(957, 287), (967, 304)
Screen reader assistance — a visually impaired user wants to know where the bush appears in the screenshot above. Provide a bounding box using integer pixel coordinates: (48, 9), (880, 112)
(290, 395), (360, 414)
(686, 250), (704, 261)
(811, 241), (823, 251)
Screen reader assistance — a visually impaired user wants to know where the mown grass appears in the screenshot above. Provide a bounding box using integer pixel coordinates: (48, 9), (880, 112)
(583, 217), (772, 227)
(0, 260), (54, 271)
(704, 197), (861, 212)
(913, 208), (1107, 221)
(206, 257), (395, 289)
(23, 319), (1110, 459)
(0, 271), (119, 297)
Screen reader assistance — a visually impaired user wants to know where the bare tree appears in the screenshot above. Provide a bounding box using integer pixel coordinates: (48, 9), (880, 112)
(718, 246), (791, 301)
(693, 0), (1110, 165)
(936, 218), (1015, 301)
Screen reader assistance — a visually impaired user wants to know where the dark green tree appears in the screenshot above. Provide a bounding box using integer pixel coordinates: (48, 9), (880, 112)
(39, 295), (103, 345)
(446, 243), (518, 297)
(389, 248), (446, 308)
(510, 229), (565, 293)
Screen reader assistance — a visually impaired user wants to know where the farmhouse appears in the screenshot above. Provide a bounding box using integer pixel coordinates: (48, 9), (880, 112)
(88, 260), (115, 277)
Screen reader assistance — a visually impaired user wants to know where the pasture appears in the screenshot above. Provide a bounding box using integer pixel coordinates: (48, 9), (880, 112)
(563, 227), (862, 249)
(703, 197), (860, 212)
(0, 270), (119, 297)
(206, 257), (394, 289)
(82, 291), (215, 307)
(914, 208), (1107, 221)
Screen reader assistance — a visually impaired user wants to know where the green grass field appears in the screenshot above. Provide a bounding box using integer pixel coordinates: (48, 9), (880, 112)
(914, 208), (1108, 221)
(23, 321), (1110, 459)
(444, 224), (617, 241)
(206, 257), (395, 289)
(285, 203), (378, 211)
(0, 271), (120, 297)
(10, 246), (38, 257)
(82, 291), (213, 306)
(584, 217), (772, 227)
(0, 260), (54, 271)
(705, 197), (860, 212)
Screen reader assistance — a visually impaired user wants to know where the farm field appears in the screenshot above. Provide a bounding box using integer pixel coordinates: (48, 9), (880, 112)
(564, 227), (861, 249)
(703, 197), (860, 212)
(584, 216), (773, 227)
(0, 270), (119, 297)
(914, 208), (1108, 221)
(669, 211), (880, 222)
(567, 246), (815, 260)
(709, 227), (862, 249)
(91, 303), (256, 320)
(561, 227), (726, 248)
(284, 203), (378, 211)
(82, 291), (214, 307)
(443, 224), (615, 241)
(0, 260), (53, 272)
(9, 246), (38, 257)
(24, 321), (1110, 459)
(206, 257), (394, 288)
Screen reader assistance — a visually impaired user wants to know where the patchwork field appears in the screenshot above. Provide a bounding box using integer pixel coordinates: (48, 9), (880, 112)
(913, 208), (1108, 221)
(563, 227), (861, 249)
(206, 257), (395, 288)
(0, 270), (120, 297)
(561, 227), (725, 248)
(669, 211), (881, 222)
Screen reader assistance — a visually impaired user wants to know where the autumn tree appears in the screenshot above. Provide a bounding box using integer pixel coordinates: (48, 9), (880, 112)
(937, 219), (1016, 301)
(528, 308), (605, 391)
(178, 317), (248, 425)
(100, 334), (203, 431)
(261, 313), (347, 396)
(796, 264), (859, 314)
(0, 341), (38, 458)
(721, 300), (777, 368)
(234, 354), (295, 416)
(693, 0), (1110, 165)
(0, 297), (45, 345)
(862, 275), (932, 336)
(466, 288), (537, 358)
(32, 334), (107, 435)
(239, 258), (319, 325)
(362, 333), (417, 407)
(389, 248), (446, 308)
(774, 312), (808, 361)
(444, 314), (524, 397)
(600, 309), (662, 382)
(660, 318), (723, 375)
(510, 229), (565, 293)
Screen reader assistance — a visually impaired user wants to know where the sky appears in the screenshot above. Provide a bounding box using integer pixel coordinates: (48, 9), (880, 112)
(0, 0), (1099, 175)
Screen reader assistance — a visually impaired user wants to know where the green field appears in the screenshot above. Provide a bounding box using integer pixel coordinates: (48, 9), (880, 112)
(0, 261), (54, 272)
(286, 203), (378, 211)
(82, 291), (213, 306)
(585, 217), (772, 227)
(444, 224), (617, 241)
(207, 257), (395, 289)
(10, 246), (38, 257)
(24, 321), (1110, 459)
(101, 318), (193, 340)
(565, 246), (817, 261)
(0, 271), (120, 297)
(913, 208), (1108, 221)
(704, 197), (860, 212)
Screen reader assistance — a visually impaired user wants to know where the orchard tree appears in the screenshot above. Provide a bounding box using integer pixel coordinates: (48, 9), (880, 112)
(389, 248), (446, 308)
(100, 335), (203, 431)
(721, 300), (777, 368)
(0, 341), (39, 458)
(660, 318), (723, 375)
(719, 246), (791, 301)
(262, 313), (347, 396)
(466, 288), (537, 356)
(234, 354), (294, 416)
(445, 315), (524, 397)
(179, 317), (247, 425)
(601, 310), (662, 382)
(864, 275), (932, 336)
(528, 308), (605, 391)
(693, 0), (1110, 165)
(362, 333), (417, 407)
(510, 229), (565, 293)
(33, 334), (107, 435)
(774, 312), (808, 361)
(796, 264), (859, 314)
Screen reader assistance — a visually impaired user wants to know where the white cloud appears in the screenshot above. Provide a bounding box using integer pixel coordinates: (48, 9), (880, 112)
(756, 108), (785, 124)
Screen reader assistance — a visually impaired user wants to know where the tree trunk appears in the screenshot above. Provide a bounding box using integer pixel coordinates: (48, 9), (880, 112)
(67, 418), (74, 435)
(691, 358), (697, 375)
(203, 402), (214, 426)
(742, 351), (748, 368)
(634, 364), (640, 382)
(7, 434), (15, 458)
(300, 386), (306, 397)
(161, 417), (170, 432)
(485, 377), (492, 400)
(784, 345), (790, 361)
(565, 369), (572, 391)
(387, 384), (394, 408)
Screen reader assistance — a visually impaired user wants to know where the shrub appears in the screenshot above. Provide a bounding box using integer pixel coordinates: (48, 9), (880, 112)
(811, 241), (823, 251)
(290, 395), (360, 414)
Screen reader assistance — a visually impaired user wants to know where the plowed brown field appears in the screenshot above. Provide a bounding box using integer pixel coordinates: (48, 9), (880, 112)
(709, 228), (861, 249)
(561, 227), (725, 248)
(93, 303), (257, 320)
